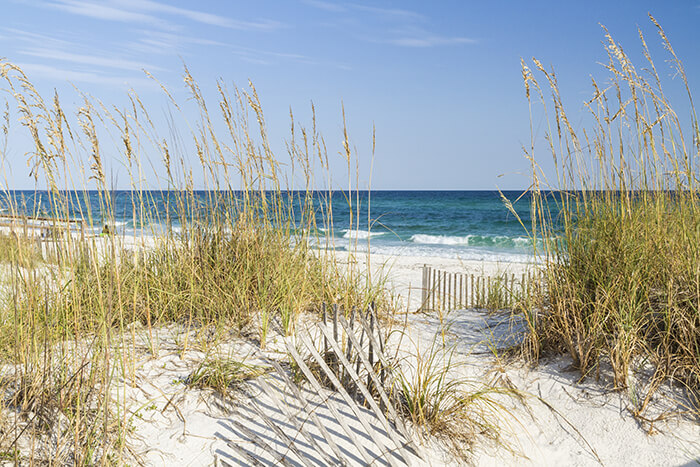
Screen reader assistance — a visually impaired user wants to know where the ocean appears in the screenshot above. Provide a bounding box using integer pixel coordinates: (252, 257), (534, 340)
(320, 191), (536, 262)
(1, 190), (538, 262)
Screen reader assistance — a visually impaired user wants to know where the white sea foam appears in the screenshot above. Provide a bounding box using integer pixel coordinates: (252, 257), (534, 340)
(341, 229), (384, 239)
(411, 234), (473, 245)
(339, 242), (538, 263)
(512, 236), (532, 247)
(410, 233), (532, 249)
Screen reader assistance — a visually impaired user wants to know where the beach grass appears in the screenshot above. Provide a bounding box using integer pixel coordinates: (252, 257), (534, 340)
(519, 15), (700, 415)
(0, 60), (397, 463)
(186, 356), (268, 398)
(0, 232), (45, 267)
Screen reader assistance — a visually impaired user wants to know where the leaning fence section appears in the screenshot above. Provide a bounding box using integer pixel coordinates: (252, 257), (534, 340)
(226, 303), (424, 466)
(420, 265), (543, 312)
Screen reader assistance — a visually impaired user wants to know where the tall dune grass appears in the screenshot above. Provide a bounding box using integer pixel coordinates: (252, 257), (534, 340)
(0, 61), (389, 463)
(521, 16), (700, 412)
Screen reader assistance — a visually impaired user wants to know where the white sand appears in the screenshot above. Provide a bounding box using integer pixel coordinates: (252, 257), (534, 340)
(4, 244), (698, 465)
(119, 252), (698, 465)
(122, 327), (450, 466)
(400, 310), (700, 466)
(359, 252), (700, 466)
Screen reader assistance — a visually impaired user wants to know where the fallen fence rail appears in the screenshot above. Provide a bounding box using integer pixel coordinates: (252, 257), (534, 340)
(227, 304), (424, 466)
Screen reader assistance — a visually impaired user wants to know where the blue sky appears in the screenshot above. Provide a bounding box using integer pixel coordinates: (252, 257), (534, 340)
(1, 0), (699, 190)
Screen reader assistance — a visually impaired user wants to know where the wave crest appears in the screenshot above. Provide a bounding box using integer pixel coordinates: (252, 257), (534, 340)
(342, 229), (384, 239)
(410, 233), (531, 248)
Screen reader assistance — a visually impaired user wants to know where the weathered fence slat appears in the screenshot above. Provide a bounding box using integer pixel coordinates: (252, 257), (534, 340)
(296, 333), (404, 467)
(337, 314), (422, 460)
(284, 339), (377, 465)
(226, 414), (296, 467)
(267, 359), (348, 465)
(245, 400), (316, 467)
(224, 439), (267, 467)
(317, 323), (413, 467)
(230, 302), (424, 466)
(255, 375), (340, 466)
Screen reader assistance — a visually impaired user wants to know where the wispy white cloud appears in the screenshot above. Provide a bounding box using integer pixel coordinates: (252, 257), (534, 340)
(2, 26), (168, 86)
(44, 0), (170, 27)
(13, 62), (156, 88)
(303, 1), (423, 19)
(301, 0), (347, 13)
(349, 4), (424, 21)
(125, 29), (349, 69)
(3, 28), (78, 49)
(386, 35), (477, 48)
(120, 0), (283, 30)
(302, 1), (475, 48)
(42, 0), (283, 31)
(126, 31), (229, 55)
(228, 45), (348, 69)
(19, 47), (166, 72)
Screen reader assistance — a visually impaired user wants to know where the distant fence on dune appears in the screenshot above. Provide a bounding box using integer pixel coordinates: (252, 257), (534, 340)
(0, 214), (87, 240)
(0, 214), (91, 263)
(420, 265), (543, 312)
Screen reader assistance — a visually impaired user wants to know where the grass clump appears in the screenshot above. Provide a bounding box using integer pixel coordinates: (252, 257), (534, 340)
(394, 330), (517, 461)
(0, 233), (43, 267)
(186, 357), (268, 398)
(520, 15), (700, 413)
(0, 357), (122, 465)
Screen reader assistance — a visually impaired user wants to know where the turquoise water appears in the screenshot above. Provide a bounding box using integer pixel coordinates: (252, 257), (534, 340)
(2, 190), (538, 262)
(322, 191), (536, 262)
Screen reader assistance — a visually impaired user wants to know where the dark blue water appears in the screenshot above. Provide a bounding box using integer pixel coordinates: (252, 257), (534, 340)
(0, 190), (539, 262)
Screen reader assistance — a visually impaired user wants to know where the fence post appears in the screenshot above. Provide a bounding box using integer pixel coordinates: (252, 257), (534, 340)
(436, 271), (440, 311)
(447, 273), (452, 311)
(344, 307), (356, 394)
(332, 304), (339, 375)
(452, 273), (459, 310)
(421, 265), (427, 312)
(430, 269), (438, 311)
(368, 307), (374, 390)
(480, 276), (484, 308)
(470, 274), (474, 308)
(442, 271), (447, 312)
(322, 303), (328, 357)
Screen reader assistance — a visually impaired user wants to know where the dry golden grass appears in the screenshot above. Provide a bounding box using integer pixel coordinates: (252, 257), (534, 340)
(0, 60), (393, 464)
(517, 15), (700, 419)
(393, 326), (522, 463)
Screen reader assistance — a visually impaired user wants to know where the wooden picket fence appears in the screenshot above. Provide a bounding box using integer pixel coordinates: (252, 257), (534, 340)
(224, 304), (423, 466)
(0, 214), (87, 240)
(420, 265), (543, 312)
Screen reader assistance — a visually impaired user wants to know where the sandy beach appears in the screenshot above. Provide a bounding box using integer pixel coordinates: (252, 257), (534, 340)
(1, 7), (699, 462)
(104, 251), (698, 466)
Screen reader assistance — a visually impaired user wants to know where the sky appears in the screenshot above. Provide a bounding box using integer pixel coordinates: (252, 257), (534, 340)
(0, 0), (699, 190)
